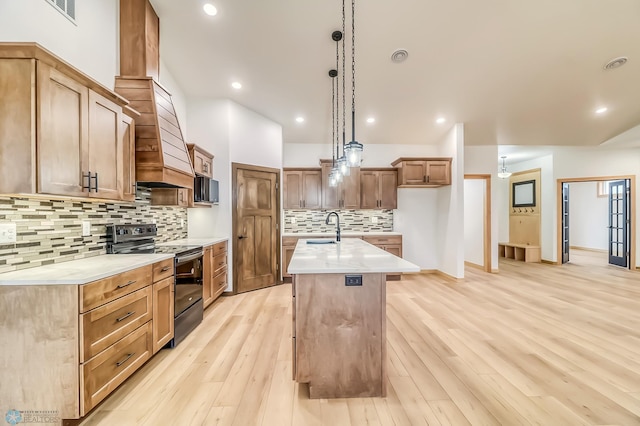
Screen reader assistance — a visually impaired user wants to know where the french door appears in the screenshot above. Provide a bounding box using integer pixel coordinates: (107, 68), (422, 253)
(561, 183), (570, 264)
(608, 179), (630, 268)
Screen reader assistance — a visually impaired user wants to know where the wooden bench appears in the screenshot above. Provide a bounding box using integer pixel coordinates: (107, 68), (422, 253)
(498, 242), (541, 263)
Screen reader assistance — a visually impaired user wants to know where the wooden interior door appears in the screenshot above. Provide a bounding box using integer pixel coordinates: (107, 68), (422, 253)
(234, 164), (280, 293)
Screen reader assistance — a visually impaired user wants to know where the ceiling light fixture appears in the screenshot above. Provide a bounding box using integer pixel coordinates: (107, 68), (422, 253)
(203, 3), (217, 16)
(595, 106), (608, 114)
(391, 49), (409, 63)
(436, 117), (446, 124)
(231, 81), (242, 89)
(333, 27), (350, 178)
(604, 56), (628, 70)
(328, 68), (341, 187)
(343, 0), (364, 167)
(366, 117), (375, 124)
(498, 156), (512, 179)
(295, 116), (305, 123)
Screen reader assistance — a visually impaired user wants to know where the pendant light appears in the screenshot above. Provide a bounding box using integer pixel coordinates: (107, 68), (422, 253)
(344, 0), (363, 167)
(328, 68), (340, 187)
(498, 156), (512, 179)
(330, 31), (343, 184)
(336, 1), (350, 177)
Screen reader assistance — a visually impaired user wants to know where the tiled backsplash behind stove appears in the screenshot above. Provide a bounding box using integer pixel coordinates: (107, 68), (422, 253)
(284, 209), (393, 233)
(0, 187), (187, 274)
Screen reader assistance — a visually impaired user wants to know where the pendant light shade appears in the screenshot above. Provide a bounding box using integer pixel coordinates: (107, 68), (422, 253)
(345, 141), (363, 167)
(498, 156), (512, 179)
(337, 156), (350, 176)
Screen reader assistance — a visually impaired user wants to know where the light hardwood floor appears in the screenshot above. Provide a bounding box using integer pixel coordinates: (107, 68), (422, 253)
(81, 259), (640, 425)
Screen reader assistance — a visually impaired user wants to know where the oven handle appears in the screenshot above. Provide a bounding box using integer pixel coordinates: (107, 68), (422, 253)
(175, 251), (203, 265)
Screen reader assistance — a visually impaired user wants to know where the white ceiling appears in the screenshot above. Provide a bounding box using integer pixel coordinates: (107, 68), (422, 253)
(149, 0), (640, 148)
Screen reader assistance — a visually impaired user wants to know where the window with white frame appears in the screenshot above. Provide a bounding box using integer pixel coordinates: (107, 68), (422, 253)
(45, 0), (76, 22)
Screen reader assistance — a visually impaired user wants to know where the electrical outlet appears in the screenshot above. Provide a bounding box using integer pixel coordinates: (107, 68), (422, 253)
(290, 217), (296, 224)
(0, 223), (17, 243)
(82, 221), (91, 237)
(180, 219), (185, 227)
(371, 216), (378, 224)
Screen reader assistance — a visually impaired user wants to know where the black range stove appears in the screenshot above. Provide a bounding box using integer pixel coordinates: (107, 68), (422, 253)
(106, 223), (204, 348)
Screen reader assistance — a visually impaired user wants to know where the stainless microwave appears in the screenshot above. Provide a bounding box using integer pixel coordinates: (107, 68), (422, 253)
(194, 176), (219, 204)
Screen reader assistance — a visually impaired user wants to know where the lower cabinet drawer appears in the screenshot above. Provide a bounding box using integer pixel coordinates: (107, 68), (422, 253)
(80, 286), (153, 363)
(213, 252), (227, 273)
(80, 265), (152, 312)
(362, 235), (402, 246)
(212, 240), (227, 257)
(80, 321), (153, 415)
(212, 269), (227, 299)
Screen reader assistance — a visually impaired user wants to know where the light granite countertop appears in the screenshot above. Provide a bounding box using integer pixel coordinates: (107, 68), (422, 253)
(282, 231), (402, 237)
(0, 253), (174, 286)
(288, 238), (419, 274)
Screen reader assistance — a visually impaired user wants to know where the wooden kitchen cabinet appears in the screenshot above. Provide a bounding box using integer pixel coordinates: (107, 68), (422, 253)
(203, 240), (228, 308)
(391, 157), (452, 187)
(320, 159), (361, 209)
(0, 258), (175, 420)
(187, 143), (214, 178)
(150, 187), (191, 207)
(360, 169), (397, 209)
(283, 169), (322, 209)
(121, 107), (139, 202)
(0, 44), (131, 200)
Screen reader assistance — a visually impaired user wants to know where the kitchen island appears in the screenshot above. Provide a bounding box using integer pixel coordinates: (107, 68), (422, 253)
(288, 238), (419, 399)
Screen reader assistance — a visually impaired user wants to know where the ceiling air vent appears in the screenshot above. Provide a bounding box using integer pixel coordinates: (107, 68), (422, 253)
(604, 56), (627, 70)
(45, 0), (76, 22)
(391, 49), (409, 63)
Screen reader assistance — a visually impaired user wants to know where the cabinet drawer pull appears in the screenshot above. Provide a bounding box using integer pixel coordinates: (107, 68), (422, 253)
(82, 171), (92, 191)
(115, 311), (135, 323)
(117, 280), (136, 289)
(92, 172), (99, 192)
(161, 266), (170, 272)
(115, 352), (135, 367)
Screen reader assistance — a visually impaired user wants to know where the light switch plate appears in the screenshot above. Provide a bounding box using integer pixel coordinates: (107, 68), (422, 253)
(0, 223), (17, 243)
(82, 221), (91, 237)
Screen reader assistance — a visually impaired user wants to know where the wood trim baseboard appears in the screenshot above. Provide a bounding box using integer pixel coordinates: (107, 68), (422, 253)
(491, 268), (499, 273)
(464, 261), (485, 270)
(541, 259), (556, 265)
(435, 270), (462, 281)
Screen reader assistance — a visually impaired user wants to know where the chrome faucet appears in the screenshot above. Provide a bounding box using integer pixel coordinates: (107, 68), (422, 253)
(325, 211), (341, 242)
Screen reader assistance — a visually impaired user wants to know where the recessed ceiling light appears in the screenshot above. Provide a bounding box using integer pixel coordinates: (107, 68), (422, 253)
(366, 117), (375, 124)
(295, 117), (305, 123)
(595, 107), (608, 114)
(391, 49), (409, 63)
(436, 117), (446, 124)
(604, 57), (627, 70)
(231, 82), (242, 89)
(203, 3), (217, 16)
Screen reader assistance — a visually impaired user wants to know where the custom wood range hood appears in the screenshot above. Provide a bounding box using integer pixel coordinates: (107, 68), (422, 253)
(115, 0), (194, 189)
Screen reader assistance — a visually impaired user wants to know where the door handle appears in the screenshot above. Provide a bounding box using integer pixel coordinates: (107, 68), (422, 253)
(238, 235), (246, 239)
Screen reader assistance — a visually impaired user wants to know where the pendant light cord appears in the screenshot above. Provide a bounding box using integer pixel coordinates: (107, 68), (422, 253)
(342, 0), (346, 154)
(351, 0), (356, 142)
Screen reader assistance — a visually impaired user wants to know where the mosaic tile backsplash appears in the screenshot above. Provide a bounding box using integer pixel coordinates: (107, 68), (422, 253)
(0, 187), (187, 274)
(284, 209), (393, 233)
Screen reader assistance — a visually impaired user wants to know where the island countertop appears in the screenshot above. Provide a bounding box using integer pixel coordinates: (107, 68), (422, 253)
(288, 238), (420, 274)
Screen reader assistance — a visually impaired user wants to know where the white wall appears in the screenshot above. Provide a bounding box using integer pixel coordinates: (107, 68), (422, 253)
(464, 145), (500, 271)
(229, 103), (283, 169)
(0, 0), (119, 88)
(436, 123), (465, 278)
(569, 182), (608, 251)
(464, 179), (485, 266)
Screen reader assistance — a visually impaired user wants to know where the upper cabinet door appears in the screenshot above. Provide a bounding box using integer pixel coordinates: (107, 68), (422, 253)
(360, 171), (379, 209)
(120, 113), (136, 202)
(283, 170), (303, 208)
(88, 90), (123, 200)
(401, 161), (427, 185)
(341, 168), (361, 209)
(378, 170), (397, 209)
(425, 160), (451, 185)
(302, 170), (322, 209)
(37, 63), (89, 197)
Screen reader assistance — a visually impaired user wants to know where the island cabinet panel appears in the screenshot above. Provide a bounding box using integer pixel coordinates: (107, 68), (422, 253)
(283, 169), (322, 209)
(294, 273), (386, 398)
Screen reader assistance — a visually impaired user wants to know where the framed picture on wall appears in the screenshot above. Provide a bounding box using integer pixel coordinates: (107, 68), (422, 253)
(512, 180), (536, 207)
